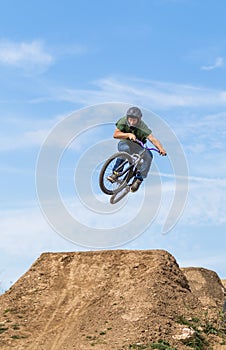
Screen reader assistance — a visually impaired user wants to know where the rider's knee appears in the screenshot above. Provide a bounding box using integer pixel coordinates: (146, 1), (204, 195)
(118, 141), (130, 153)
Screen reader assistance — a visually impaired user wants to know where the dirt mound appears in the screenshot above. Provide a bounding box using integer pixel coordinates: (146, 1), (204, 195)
(182, 267), (225, 309)
(0, 250), (225, 350)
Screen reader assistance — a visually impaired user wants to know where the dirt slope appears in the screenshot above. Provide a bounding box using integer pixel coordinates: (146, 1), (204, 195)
(182, 267), (225, 309)
(0, 250), (225, 350)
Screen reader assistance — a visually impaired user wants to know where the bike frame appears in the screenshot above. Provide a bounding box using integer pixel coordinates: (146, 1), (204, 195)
(114, 139), (160, 178)
(109, 140), (160, 204)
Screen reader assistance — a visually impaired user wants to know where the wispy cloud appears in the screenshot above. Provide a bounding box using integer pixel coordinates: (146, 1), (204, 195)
(184, 185), (226, 226)
(38, 76), (226, 109)
(0, 207), (79, 291)
(173, 112), (226, 149)
(0, 207), (75, 255)
(0, 39), (53, 72)
(1, 83), (226, 157)
(156, 176), (226, 227)
(0, 124), (49, 151)
(201, 57), (224, 71)
(0, 112), (71, 151)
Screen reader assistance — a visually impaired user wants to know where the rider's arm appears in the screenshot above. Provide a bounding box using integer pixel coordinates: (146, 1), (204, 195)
(147, 134), (167, 156)
(113, 128), (136, 141)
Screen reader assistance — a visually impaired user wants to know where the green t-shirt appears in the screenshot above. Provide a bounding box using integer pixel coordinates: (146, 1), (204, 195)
(116, 116), (152, 143)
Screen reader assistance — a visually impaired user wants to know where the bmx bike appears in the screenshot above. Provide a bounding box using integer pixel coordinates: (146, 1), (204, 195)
(99, 139), (160, 204)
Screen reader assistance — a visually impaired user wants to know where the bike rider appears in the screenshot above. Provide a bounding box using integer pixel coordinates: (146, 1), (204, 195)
(108, 106), (167, 192)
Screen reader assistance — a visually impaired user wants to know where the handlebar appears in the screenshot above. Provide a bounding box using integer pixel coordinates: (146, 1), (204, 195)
(133, 139), (160, 153)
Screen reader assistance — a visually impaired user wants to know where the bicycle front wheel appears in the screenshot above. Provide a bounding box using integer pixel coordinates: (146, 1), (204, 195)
(99, 152), (133, 195)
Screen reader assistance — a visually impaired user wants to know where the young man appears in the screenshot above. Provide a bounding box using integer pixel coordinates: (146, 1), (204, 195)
(108, 106), (167, 192)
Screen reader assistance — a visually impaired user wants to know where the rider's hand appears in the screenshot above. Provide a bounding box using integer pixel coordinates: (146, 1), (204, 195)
(128, 133), (136, 141)
(159, 149), (167, 156)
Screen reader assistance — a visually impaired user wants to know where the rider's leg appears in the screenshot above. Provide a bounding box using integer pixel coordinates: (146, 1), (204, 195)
(112, 140), (133, 171)
(113, 157), (124, 172)
(131, 150), (152, 192)
(108, 141), (133, 182)
(117, 140), (132, 153)
(117, 141), (143, 192)
(139, 149), (153, 178)
(117, 141), (153, 180)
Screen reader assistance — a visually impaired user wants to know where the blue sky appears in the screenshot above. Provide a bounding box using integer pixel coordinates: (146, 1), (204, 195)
(1, 0), (226, 292)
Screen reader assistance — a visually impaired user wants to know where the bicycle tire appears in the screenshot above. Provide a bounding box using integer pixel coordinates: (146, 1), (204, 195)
(110, 185), (130, 204)
(99, 152), (133, 195)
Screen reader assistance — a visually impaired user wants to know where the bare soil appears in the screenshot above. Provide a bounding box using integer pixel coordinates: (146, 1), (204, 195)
(0, 249), (225, 349)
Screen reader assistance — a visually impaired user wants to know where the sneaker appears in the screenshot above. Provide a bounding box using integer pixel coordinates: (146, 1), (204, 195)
(107, 172), (119, 183)
(130, 178), (143, 192)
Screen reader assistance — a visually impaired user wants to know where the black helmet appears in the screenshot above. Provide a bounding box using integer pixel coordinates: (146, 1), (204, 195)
(126, 106), (142, 123)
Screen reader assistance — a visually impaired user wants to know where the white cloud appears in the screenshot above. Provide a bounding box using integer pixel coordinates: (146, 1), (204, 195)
(0, 39), (53, 71)
(0, 39), (90, 75)
(154, 175), (226, 232)
(174, 112), (226, 149)
(181, 179), (226, 226)
(201, 57), (224, 71)
(0, 206), (81, 291)
(0, 129), (49, 151)
(170, 111), (226, 178)
(0, 112), (71, 151)
(5, 74), (226, 111)
(0, 207), (76, 256)
(42, 76), (226, 109)
(180, 252), (226, 269)
(1, 167), (226, 289)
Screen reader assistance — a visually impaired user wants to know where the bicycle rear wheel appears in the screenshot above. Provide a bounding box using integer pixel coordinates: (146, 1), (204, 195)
(110, 186), (130, 204)
(99, 152), (133, 195)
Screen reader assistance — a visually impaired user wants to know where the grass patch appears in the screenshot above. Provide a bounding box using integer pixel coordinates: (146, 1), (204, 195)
(176, 316), (209, 349)
(127, 341), (177, 349)
(12, 324), (20, 330)
(151, 340), (177, 349)
(3, 309), (11, 315)
(0, 326), (8, 334)
(11, 335), (21, 339)
(86, 335), (96, 340)
(99, 331), (106, 335)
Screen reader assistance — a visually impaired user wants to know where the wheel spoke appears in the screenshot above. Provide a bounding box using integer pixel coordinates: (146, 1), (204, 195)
(99, 152), (134, 195)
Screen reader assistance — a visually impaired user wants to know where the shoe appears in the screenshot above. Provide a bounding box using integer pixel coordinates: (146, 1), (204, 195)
(130, 178), (143, 192)
(107, 172), (119, 183)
